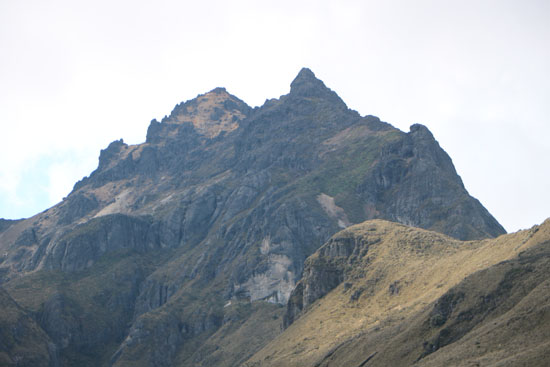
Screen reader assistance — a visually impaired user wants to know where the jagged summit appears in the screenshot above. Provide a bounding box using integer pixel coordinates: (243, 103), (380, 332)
(289, 67), (342, 102)
(290, 67), (321, 90)
(146, 87), (251, 142)
(208, 86), (228, 94)
(168, 88), (249, 138)
(146, 67), (348, 143)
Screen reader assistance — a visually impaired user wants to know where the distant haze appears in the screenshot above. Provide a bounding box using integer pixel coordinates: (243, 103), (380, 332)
(1, 0), (548, 233)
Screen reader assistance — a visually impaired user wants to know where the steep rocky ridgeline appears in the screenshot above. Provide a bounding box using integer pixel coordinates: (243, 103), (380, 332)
(0, 68), (506, 366)
(246, 219), (550, 367)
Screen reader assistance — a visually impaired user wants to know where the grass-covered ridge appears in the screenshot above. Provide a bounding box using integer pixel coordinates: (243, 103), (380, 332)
(245, 219), (550, 367)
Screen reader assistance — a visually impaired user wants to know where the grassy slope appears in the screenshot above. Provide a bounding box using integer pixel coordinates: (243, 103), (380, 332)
(244, 219), (550, 367)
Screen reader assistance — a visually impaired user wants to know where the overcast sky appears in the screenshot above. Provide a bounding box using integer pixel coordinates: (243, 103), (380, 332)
(1, 0), (548, 233)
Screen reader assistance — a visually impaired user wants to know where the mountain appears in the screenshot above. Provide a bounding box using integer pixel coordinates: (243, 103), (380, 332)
(0, 68), (505, 366)
(245, 219), (550, 367)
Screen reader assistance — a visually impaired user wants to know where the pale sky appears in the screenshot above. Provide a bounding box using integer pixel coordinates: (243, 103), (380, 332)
(1, 0), (549, 233)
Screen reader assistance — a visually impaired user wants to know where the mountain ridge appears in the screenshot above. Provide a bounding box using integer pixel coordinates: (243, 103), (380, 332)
(246, 218), (550, 367)
(0, 68), (507, 366)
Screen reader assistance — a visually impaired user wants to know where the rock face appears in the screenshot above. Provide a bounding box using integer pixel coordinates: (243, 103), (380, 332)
(0, 287), (54, 367)
(359, 123), (504, 240)
(0, 68), (506, 366)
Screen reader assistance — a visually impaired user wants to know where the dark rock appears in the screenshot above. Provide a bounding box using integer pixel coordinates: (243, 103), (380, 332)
(14, 227), (38, 247)
(357, 124), (505, 240)
(38, 293), (79, 349)
(41, 214), (161, 272)
(0, 287), (52, 367)
(98, 139), (126, 170)
(283, 235), (358, 328)
(429, 292), (465, 327)
(57, 192), (99, 225)
(388, 281), (400, 295)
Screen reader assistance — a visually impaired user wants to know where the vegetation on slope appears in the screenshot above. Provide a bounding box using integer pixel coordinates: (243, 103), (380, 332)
(245, 219), (550, 367)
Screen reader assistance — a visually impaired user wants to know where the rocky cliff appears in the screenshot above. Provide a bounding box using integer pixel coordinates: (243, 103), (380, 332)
(0, 68), (505, 366)
(0, 287), (55, 367)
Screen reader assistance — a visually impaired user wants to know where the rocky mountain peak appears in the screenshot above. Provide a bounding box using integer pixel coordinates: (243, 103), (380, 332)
(145, 87), (251, 142)
(0, 68), (510, 367)
(291, 67), (318, 85)
(409, 123), (435, 140)
(289, 68), (339, 100)
(168, 87), (250, 138)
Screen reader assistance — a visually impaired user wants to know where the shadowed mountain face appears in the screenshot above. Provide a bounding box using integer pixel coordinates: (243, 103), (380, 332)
(0, 287), (54, 367)
(0, 68), (505, 366)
